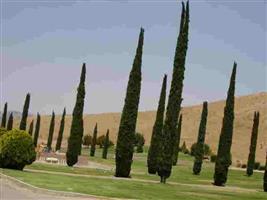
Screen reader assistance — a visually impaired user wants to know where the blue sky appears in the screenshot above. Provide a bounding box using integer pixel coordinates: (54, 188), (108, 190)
(1, 0), (266, 115)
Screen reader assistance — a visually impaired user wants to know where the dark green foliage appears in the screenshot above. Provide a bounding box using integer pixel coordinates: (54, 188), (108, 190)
(214, 63), (237, 186)
(66, 64), (86, 167)
(193, 102), (208, 175)
(241, 164), (247, 169)
(191, 143), (211, 157)
(254, 162), (260, 170)
(147, 75), (167, 174)
(0, 128), (8, 137)
(0, 129), (36, 170)
(172, 114), (183, 166)
(210, 154), (217, 163)
(135, 132), (145, 153)
(83, 134), (92, 146)
(1, 102), (8, 128)
(33, 113), (41, 147)
(90, 123), (98, 157)
(97, 135), (105, 148)
(102, 129), (110, 159)
(47, 111), (55, 151)
(258, 165), (265, 171)
(56, 108), (66, 151)
(7, 113), (13, 131)
(246, 112), (260, 176)
(19, 93), (30, 130)
(158, 1), (189, 183)
(115, 28), (144, 178)
(264, 155), (267, 192)
(28, 120), (34, 136)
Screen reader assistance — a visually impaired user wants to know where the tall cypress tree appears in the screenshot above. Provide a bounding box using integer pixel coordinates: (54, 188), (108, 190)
(66, 64), (86, 166)
(1, 102), (8, 128)
(115, 28), (144, 178)
(90, 123), (98, 157)
(158, 1), (189, 183)
(214, 63), (237, 186)
(102, 129), (110, 159)
(56, 108), (66, 151)
(19, 93), (30, 130)
(193, 101), (208, 175)
(7, 113), (13, 131)
(264, 153), (267, 192)
(172, 114), (183, 166)
(147, 74), (167, 174)
(246, 111), (260, 176)
(33, 113), (41, 147)
(47, 111), (55, 151)
(28, 120), (34, 136)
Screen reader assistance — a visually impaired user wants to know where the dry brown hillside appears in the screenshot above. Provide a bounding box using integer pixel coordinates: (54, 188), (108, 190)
(13, 92), (267, 164)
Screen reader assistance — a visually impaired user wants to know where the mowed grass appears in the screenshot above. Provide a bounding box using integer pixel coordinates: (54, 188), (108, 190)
(2, 148), (267, 200)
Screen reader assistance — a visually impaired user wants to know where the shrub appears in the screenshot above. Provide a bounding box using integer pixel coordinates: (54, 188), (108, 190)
(190, 143), (211, 157)
(0, 129), (36, 170)
(254, 162), (261, 170)
(241, 164), (247, 169)
(0, 128), (8, 137)
(97, 135), (106, 148)
(135, 132), (145, 153)
(259, 165), (265, 171)
(83, 135), (92, 146)
(210, 154), (217, 163)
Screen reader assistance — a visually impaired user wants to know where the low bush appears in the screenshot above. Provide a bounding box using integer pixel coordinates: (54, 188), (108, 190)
(190, 143), (211, 157)
(241, 164), (247, 168)
(210, 154), (217, 163)
(254, 162), (261, 170)
(83, 134), (92, 146)
(258, 165), (265, 171)
(0, 128), (8, 137)
(0, 129), (36, 170)
(135, 132), (145, 153)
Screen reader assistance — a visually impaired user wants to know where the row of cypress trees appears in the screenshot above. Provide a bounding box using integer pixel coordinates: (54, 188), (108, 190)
(0, 0), (265, 190)
(0, 93), (66, 153)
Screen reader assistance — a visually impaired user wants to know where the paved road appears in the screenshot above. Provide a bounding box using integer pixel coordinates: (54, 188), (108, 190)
(0, 177), (105, 200)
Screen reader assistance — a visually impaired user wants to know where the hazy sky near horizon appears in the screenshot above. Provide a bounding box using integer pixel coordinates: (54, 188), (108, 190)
(1, 0), (266, 115)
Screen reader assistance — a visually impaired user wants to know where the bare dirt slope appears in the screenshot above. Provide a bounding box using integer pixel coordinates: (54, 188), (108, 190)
(13, 92), (267, 164)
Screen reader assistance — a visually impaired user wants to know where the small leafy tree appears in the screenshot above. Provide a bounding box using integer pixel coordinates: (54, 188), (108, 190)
(97, 135), (106, 148)
(83, 134), (92, 146)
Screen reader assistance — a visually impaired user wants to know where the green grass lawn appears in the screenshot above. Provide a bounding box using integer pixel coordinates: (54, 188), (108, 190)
(2, 147), (266, 200)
